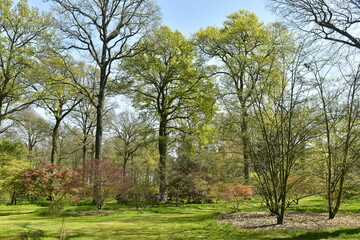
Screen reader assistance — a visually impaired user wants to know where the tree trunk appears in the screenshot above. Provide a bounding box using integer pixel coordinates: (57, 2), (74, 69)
(95, 88), (105, 160)
(158, 119), (168, 195)
(93, 65), (106, 205)
(51, 119), (61, 164)
(10, 192), (17, 205)
(277, 212), (284, 224)
(241, 109), (250, 182)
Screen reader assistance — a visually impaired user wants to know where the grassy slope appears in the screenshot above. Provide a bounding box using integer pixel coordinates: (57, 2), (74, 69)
(0, 197), (359, 239)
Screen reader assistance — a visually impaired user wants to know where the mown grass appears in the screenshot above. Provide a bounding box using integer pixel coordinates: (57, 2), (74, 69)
(0, 197), (359, 239)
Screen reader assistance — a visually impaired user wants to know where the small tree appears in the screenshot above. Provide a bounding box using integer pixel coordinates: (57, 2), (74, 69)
(209, 183), (252, 210)
(80, 159), (130, 210)
(167, 154), (210, 206)
(125, 182), (157, 209)
(0, 140), (29, 204)
(20, 162), (79, 204)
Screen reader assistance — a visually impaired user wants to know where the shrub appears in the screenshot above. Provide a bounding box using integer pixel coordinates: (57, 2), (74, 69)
(125, 182), (158, 209)
(20, 162), (79, 205)
(79, 159), (131, 210)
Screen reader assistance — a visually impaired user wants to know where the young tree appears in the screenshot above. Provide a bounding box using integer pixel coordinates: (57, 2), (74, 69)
(80, 159), (130, 210)
(0, 140), (29, 205)
(0, 159), (30, 205)
(121, 26), (216, 194)
(249, 39), (317, 224)
(194, 11), (292, 181)
(0, 0), (52, 129)
(20, 161), (79, 204)
(309, 51), (360, 219)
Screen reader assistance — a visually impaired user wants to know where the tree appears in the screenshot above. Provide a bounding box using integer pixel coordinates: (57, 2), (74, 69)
(49, 0), (159, 204)
(0, 159), (30, 205)
(167, 154), (210, 206)
(110, 110), (151, 177)
(249, 39), (317, 224)
(34, 56), (82, 164)
(0, 139), (25, 166)
(309, 50), (360, 219)
(80, 159), (130, 210)
(194, 11), (292, 181)
(0, 0), (52, 129)
(13, 109), (50, 161)
(49, 0), (160, 161)
(268, 0), (360, 50)
(0, 140), (29, 205)
(121, 26), (216, 194)
(20, 161), (79, 204)
(70, 98), (97, 167)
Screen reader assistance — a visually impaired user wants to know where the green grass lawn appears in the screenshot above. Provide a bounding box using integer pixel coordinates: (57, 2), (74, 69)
(0, 197), (359, 239)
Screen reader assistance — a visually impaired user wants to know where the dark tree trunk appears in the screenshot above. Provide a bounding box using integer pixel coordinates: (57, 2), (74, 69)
(10, 192), (17, 205)
(51, 118), (61, 164)
(93, 64), (106, 205)
(158, 119), (168, 195)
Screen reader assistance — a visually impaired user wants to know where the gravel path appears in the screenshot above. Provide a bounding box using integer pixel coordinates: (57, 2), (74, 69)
(219, 211), (360, 231)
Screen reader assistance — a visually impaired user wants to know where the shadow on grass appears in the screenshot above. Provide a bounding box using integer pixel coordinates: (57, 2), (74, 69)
(0, 211), (33, 216)
(273, 228), (360, 240)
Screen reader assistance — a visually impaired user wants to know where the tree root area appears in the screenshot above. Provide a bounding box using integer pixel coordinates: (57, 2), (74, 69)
(219, 211), (360, 231)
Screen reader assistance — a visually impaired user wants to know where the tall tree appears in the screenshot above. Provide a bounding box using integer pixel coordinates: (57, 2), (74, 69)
(0, 0), (52, 129)
(194, 11), (292, 181)
(121, 26), (216, 194)
(49, 0), (160, 161)
(268, 0), (360, 50)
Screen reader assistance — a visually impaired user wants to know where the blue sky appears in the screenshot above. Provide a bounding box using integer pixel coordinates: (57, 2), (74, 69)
(28, 0), (275, 36)
(155, 0), (275, 36)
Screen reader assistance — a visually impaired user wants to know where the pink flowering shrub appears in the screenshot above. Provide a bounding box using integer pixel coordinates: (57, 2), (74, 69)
(20, 161), (79, 203)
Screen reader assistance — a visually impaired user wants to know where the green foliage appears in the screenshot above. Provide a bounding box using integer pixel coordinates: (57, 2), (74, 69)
(0, 159), (30, 204)
(167, 154), (210, 206)
(0, 0), (52, 122)
(0, 139), (25, 163)
(0, 139), (28, 204)
(121, 25), (217, 194)
(124, 182), (158, 209)
(122, 25), (216, 124)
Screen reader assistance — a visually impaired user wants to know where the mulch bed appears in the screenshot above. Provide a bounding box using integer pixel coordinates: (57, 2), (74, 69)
(219, 211), (360, 231)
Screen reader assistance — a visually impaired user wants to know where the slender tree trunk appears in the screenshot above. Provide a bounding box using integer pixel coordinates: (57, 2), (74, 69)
(241, 109), (250, 182)
(27, 133), (34, 162)
(123, 160), (127, 178)
(82, 139), (87, 167)
(158, 119), (168, 195)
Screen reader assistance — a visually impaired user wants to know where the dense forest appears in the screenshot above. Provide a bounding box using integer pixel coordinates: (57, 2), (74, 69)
(0, 0), (359, 226)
